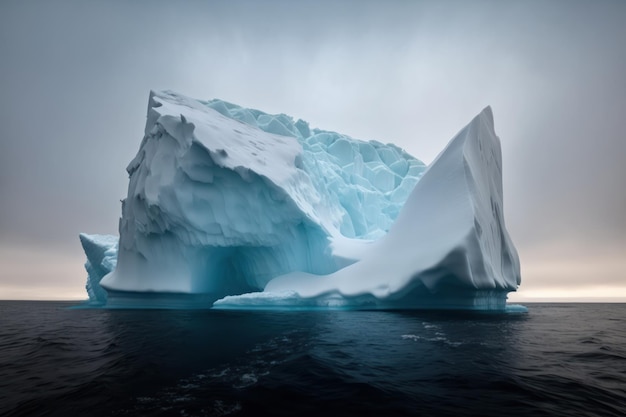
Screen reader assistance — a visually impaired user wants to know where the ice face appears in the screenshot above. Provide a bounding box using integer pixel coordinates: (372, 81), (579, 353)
(81, 91), (520, 309)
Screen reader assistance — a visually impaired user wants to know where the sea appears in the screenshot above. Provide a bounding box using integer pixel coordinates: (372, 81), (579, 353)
(1, 302), (625, 417)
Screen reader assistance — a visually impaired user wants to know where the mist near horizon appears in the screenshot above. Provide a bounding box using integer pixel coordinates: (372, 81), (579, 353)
(0, 0), (625, 300)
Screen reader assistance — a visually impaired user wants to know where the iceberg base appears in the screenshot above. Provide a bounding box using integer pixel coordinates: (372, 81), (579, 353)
(213, 289), (513, 311)
(101, 290), (217, 309)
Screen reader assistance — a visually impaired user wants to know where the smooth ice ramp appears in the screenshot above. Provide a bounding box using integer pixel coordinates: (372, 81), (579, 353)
(80, 91), (521, 310)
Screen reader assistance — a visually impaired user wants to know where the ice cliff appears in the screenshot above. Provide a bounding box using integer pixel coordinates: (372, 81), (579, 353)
(81, 90), (520, 309)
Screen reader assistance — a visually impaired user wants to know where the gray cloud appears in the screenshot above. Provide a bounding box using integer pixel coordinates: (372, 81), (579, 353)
(1, 0), (624, 298)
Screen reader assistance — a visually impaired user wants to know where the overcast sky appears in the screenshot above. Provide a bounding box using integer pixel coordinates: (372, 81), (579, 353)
(1, 0), (624, 300)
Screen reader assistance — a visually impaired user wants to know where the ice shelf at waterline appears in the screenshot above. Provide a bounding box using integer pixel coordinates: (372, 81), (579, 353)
(80, 90), (521, 309)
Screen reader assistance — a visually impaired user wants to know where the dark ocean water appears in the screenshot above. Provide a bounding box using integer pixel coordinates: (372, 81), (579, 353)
(1, 302), (625, 417)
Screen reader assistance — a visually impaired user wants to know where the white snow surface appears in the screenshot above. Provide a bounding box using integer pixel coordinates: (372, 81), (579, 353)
(83, 90), (520, 309)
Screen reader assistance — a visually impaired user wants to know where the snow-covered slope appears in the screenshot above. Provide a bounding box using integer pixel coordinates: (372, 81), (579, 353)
(81, 90), (520, 309)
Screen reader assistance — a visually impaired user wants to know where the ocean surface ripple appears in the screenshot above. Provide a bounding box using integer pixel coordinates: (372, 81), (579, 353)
(1, 302), (625, 416)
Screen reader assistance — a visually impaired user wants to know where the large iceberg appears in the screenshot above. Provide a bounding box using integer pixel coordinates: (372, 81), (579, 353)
(81, 91), (520, 309)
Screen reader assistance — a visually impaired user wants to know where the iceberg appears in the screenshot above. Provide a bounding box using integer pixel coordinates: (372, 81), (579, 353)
(81, 90), (520, 309)
(79, 233), (118, 305)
